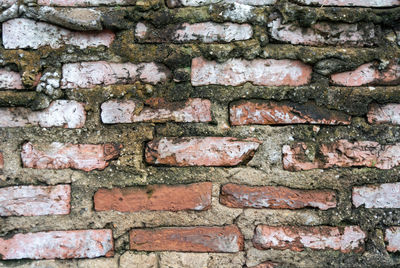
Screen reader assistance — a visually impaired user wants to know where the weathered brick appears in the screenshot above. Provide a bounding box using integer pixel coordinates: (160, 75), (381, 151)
(331, 62), (400, 86)
(386, 227), (400, 252)
(230, 100), (351, 126)
(269, 17), (378, 47)
(101, 98), (211, 124)
(0, 100), (86, 128)
(94, 182), (212, 212)
(38, 0), (136, 6)
(0, 185), (70, 216)
(220, 184), (336, 210)
(61, 61), (170, 88)
(191, 57), (312, 86)
(283, 140), (400, 171)
(135, 22), (253, 43)
(21, 142), (122, 171)
(166, 0), (276, 7)
(0, 229), (113, 260)
(353, 182), (400, 208)
(0, 69), (23, 90)
(368, 103), (400, 125)
(145, 137), (261, 166)
(130, 226), (244, 252)
(294, 0), (400, 7)
(3, 19), (114, 49)
(250, 262), (279, 268)
(253, 226), (366, 253)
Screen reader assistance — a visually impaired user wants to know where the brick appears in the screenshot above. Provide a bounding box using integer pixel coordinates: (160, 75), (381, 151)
(94, 182), (212, 212)
(220, 184), (336, 210)
(253, 226), (366, 253)
(101, 98), (211, 124)
(61, 61), (170, 88)
(0, 69), (23, 90)
(2, 19), (114, 49)
(230, 100), (351, 126)
(0, 185), (70, 216)
(135, 22), (253, 43)
(250, 262), (279, 268)
(368, 104), (400, 125)
(0, 100), (86, 128)
(0, 229), (113, 260)
(38, 0), (136, 6)
(130, 225), (244, 252)
(331, 62), (400, 86)
(191, 57), (312, 86)
(268, 17), (377, 47)
(21, 142), (122, 171)
(166, 0), (276, 7)
(283, 140), (400, 171)
(0, 152), (3, 169)
(294, 0), (400, 7)
(145, 137), (261, 167)
(353, 182), (400, 208)
(385, 227), (400, 252)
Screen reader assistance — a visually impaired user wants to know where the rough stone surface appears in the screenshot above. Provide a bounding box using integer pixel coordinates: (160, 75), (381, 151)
(0, 100), (86, 128)
(135, 22), (253, 43)
(368, 103), (400, 125)
(220, 184), (336, 210)
(0, 69), (24, 90)
(61, 61), (170, 88)
(386, 227), (400, 252)
(94, 182), (212, 212)
(130, 226), (244, 252)
(230, 100), (351, 125)
(145, 137), (261, 166)
(294, 0), (400, 7)
(331, 62), (400, 86)
(191, 57), (312, 86)
(269, 17), (378, 47)
(353, 182), (400, 208)
(2, 18), (114, 49)
(253, 226), (366, 253)
(21, 142), (122, 171)
(283, 140), (400, 171)
(38, 0), (137, 6)
(0, 230), (113, 260)
(166, 0), (276, 7)
(0, 152), (3, 169)
(119, 252), (158, 268)
(101, 98), (211, 124)
(0, 185), (70, 216)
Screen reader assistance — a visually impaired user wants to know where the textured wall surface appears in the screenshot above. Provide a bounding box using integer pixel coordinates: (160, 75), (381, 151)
(0, 0), (399, 267)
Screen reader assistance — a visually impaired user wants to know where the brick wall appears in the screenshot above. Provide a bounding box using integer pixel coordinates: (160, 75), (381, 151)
(0, 0), (399, 267)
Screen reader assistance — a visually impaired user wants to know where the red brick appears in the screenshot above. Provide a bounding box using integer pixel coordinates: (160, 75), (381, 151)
(0, 229), (113, 260)
(21, 142), (122, 172)
(145, 137), (261, 167)
(0, 69), (23, 90)
(253, 226), (366, 253)
(353, 182), (400, 208)
(368, 103), (400, 125)
(0, 185), (70, 216)
(135, 22), (253, 43)
(331, 62), (400, 86)
(0, 100), (86, 128)
(38, 0), (136, 6)
(61, 61), (170, 88)
(130, 225), (243, 252)
(220, 184), (336, 210)
(3, 19), (114, 49)
(283, 140), (400, 171)
(94, 182), (212, 212)
(230, 100), (351, 126)
(191, 57), (312, 86)
(269, 17), (377, 47)
(101, 98), (211, 124)
(385, 227), (400, 252)
(295, 0), (399, 7)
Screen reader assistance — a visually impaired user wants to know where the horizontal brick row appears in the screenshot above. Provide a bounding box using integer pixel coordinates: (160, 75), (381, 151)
(0, 69), (23, 89)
